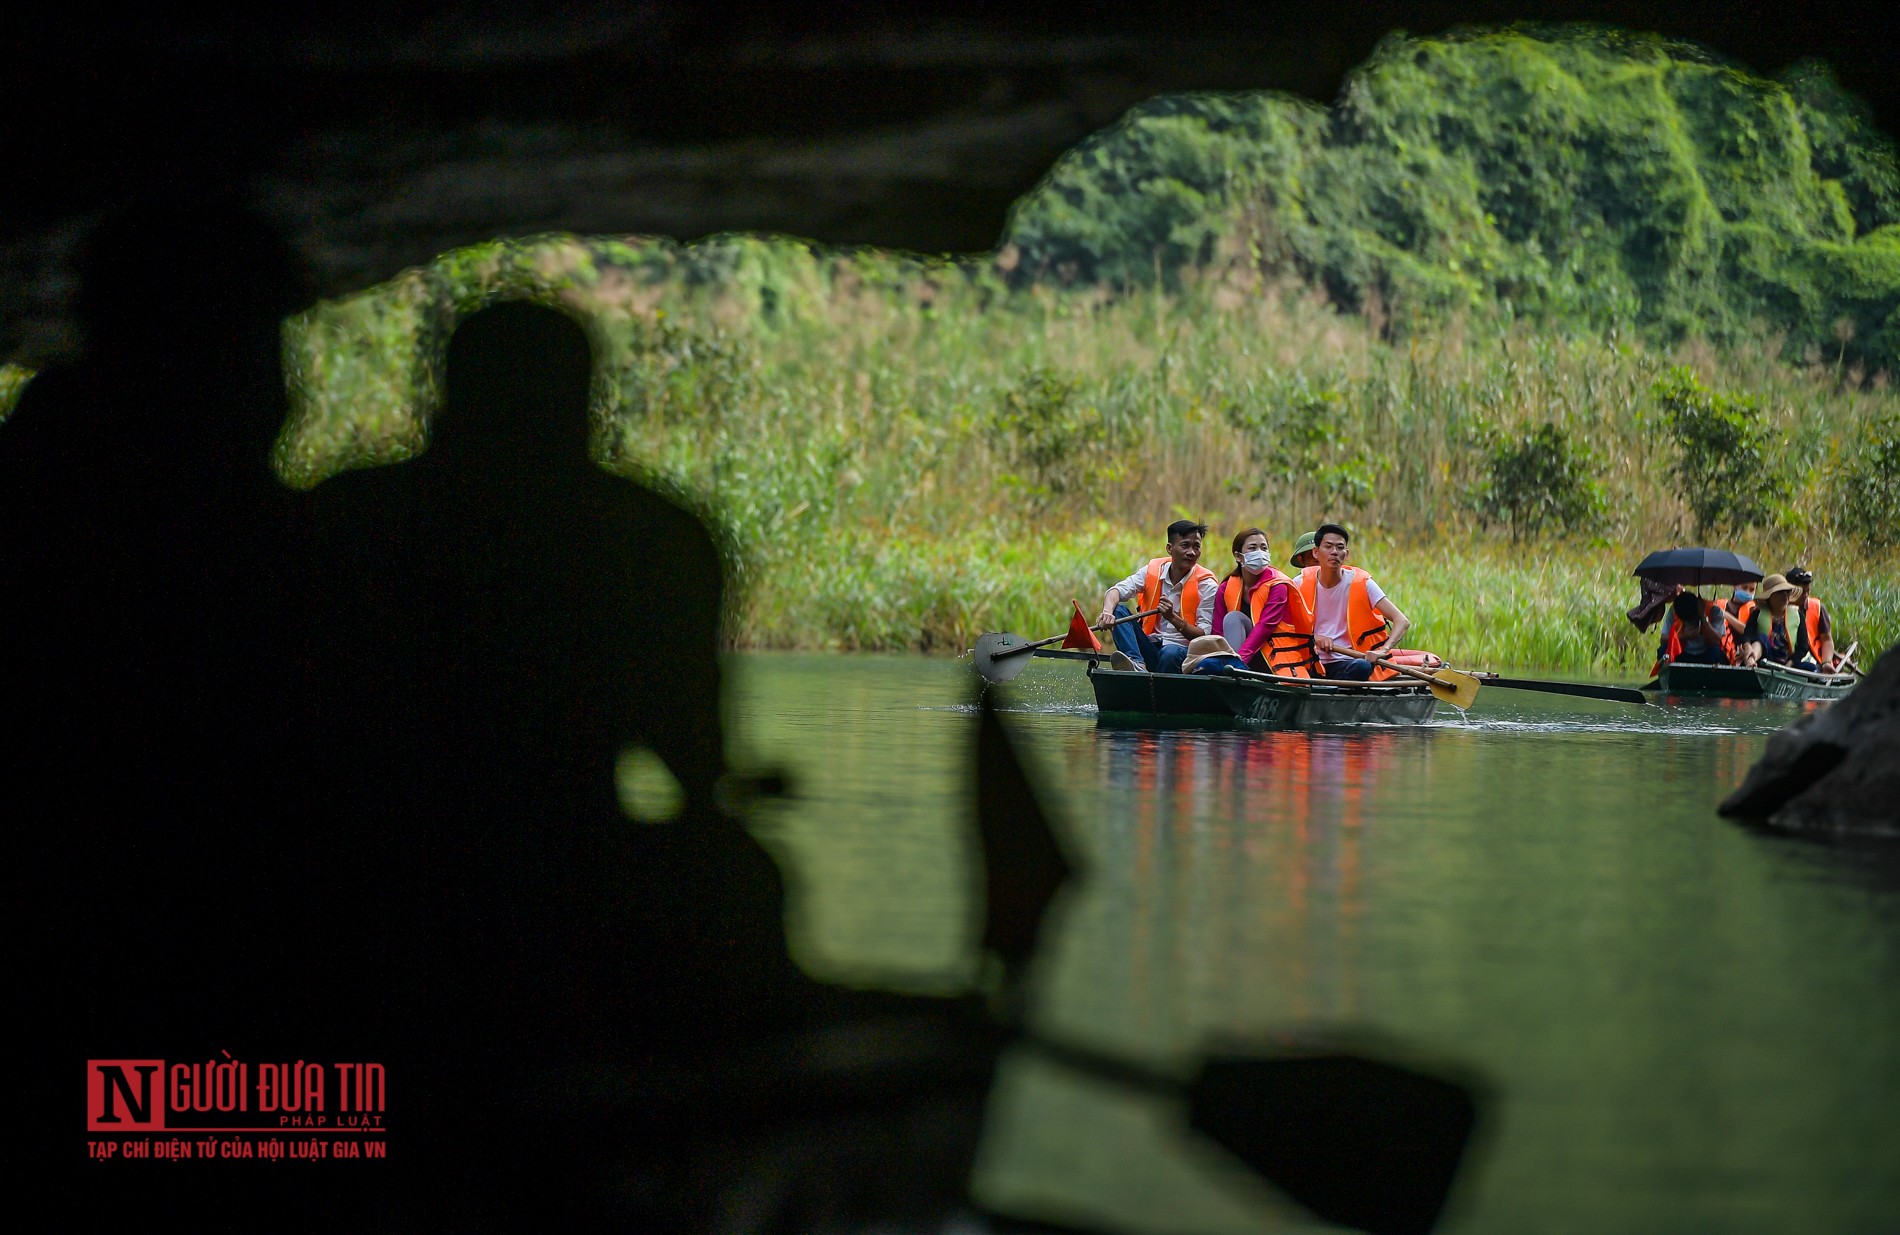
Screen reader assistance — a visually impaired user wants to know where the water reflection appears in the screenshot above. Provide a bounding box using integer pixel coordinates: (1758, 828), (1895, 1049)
(1061, 728), (1416, 1047)
(734, 656), (1900, 1235)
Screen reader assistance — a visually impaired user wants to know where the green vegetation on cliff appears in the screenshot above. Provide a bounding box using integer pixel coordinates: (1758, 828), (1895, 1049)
(1004, 27), (1900, 373)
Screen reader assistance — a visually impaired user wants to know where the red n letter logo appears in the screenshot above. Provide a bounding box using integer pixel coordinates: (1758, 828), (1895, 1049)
(88, 1061), (165, 1131)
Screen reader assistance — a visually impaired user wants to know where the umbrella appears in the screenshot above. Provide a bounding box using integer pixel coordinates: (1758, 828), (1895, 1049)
(1631, 547), (1765, 588)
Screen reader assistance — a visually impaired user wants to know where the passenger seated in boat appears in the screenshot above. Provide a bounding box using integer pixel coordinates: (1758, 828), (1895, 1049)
(1214, 528), (1318, 677)
(1785, 566), (1837, 669)
(1736, 573), (1822, 670)
(1656, 591), (1733, 668)
(1287, 530), (1321, 571)
(1097, 519), (1217, 674)
(1698, 581), (1755, 645)
(1298, 523), (1414, 682)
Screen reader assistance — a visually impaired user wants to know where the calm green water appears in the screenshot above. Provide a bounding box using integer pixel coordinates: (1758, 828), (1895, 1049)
(727, 653), (1900, 1234)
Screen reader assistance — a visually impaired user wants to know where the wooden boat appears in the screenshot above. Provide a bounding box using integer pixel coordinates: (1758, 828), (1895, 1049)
(1085, 661), (1439, 728)
(1652, 660), (1857, 702)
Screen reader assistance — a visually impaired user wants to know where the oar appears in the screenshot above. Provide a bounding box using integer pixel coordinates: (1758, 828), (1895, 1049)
(972, 608), (1159, 684)
(1475, 676), (1650, 705)
(1375, 658), (1482, 709)
(1021, 1033), (1482, 1235)
(1834, 640), (1861, 677)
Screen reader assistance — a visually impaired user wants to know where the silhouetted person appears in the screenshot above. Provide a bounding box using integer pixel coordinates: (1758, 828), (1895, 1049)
(2, 192), (314, 786)
(4, 194), (317, 954)
(303, 302), (774, 1007)
(299, 302), (841, 1227)
(4, 191), (342, 1223)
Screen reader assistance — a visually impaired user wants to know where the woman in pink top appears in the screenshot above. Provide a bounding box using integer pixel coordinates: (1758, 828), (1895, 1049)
(1214, 527), (1293, 669)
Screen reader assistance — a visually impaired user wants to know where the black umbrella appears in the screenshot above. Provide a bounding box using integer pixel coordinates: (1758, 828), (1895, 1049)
(1632, 547), (1765, 587)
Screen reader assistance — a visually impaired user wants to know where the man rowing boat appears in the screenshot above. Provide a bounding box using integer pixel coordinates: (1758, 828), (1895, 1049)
(1300, 523), (1412, 682)
(1097, 519), (1217, 674)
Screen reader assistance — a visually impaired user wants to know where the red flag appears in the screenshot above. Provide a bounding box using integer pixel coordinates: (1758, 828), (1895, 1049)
(1061, 600), (1103, 651)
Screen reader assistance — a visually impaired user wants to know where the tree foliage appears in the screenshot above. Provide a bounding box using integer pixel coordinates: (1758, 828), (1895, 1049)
(1470, 422), (1605, 541)
(1221, 377), (1391, 513)
(1837, 414), (1900, 548)
(988, 369), (1121, 511)
(1004, 28), (1900, 371)
(1652, 367), (1774, 536)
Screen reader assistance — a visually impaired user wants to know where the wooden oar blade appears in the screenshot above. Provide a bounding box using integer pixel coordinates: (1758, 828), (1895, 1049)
(1437, 668), (1481, 710)
(1187, 1052), (1482, 1235)
(973, 631), (1034, 684)
(1377, 660), (1480, 709)
(1400, 665), (1479, 709)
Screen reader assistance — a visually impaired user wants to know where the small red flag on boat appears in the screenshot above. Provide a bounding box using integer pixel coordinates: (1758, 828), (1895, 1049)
(1061, 600), (1103, 652)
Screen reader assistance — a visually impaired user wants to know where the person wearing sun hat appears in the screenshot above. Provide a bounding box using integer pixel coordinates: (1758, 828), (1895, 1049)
(1784, 565), (1836, 669)
(1288, 530), (1320, 571)
(1735, 573), (1820, 669)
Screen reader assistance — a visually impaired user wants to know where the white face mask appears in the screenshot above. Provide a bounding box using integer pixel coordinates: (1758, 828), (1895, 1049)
(1242, 549), (1271, 573)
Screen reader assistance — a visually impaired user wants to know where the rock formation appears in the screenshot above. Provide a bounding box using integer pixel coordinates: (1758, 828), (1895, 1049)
(1718, 643), (1900, 835)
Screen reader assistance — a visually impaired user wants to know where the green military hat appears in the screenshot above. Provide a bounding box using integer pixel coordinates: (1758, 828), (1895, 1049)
(1290, 530), (1319, 568)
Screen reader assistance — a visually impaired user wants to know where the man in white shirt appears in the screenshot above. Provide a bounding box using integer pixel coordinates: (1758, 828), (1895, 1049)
(1097, 519), (1218, 673)
(1297, 522), (1412, 682)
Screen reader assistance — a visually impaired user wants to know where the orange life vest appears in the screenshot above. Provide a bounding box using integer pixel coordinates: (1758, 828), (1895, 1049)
(1655, 597), (1734, 671)
(1734, 598), (1815, 663)
(1222, 570), (1319, 677)
(1137, 558), (1215, 638)
(1297, 565), (1401, 680)
(1296, 566), (1389, 654)
(1221, 573), (1275, 624)
(1801, 597), (1826, 658)
(1714, 597), (1750, 644)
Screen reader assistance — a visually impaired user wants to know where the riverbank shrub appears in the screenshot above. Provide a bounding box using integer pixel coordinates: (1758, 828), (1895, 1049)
(0, 363), (28, 421)
(1220, 376), (1391, 514)
(1837, 415), (1900, 548)
(1470, 422), (1605, 541)
(1652, 367), (1775, 536)
(988, 370), (1125, 512)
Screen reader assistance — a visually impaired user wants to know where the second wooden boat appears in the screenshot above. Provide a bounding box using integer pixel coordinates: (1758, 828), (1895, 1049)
(1653, 661), (1856, 702)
